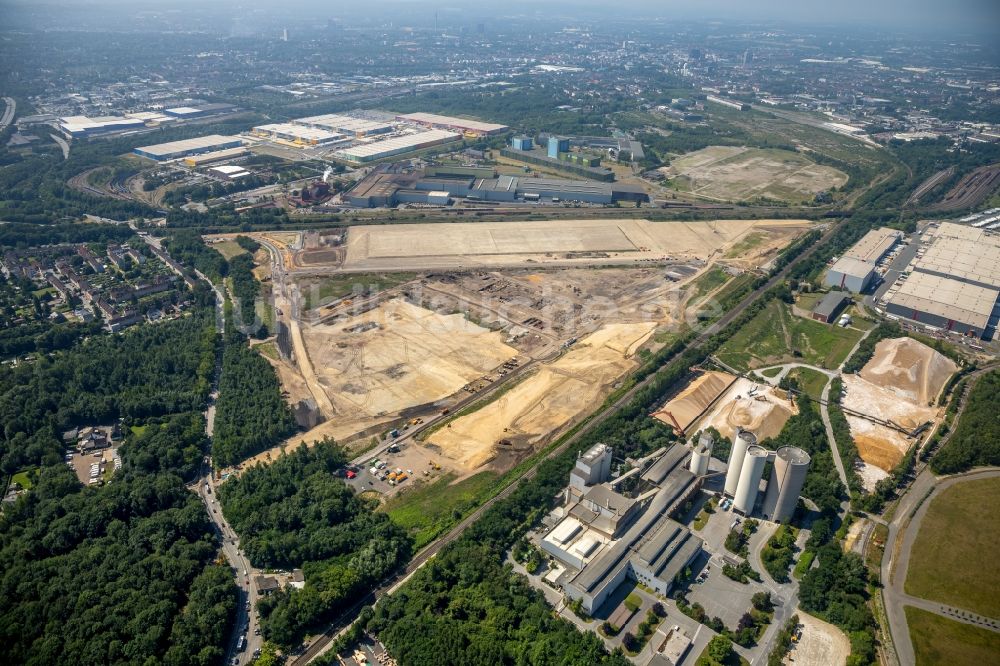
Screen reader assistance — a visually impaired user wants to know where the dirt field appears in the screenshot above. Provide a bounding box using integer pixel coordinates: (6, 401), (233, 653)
(785, 612), (851, 666)
(336, 218), (812, 272)
(652, 371), (738, 434)
(302, 298), (517, 418)
(842, 338), (953, 478)
(664, 146), (848, 203)
(859, 337), (956, 405)
(686, 377), (798, 442)
(426, 322), (656, 470)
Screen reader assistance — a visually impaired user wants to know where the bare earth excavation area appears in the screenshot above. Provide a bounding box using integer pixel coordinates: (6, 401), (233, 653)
(331, 218), (811, 272)
(842, 338), (955, 487)
(427, 322), (656, 470)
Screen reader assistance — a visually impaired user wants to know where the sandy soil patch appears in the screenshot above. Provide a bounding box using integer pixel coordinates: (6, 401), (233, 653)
(688, 377), (798, 441)
(667, 146), (848, 203)
(652, 371), (738, 434)
(302, 298), (517, 419)
(786, 612), (851, 666)
(340, 219), (812, 271)
(428, 322), (656, 470)
(859, 337), (956, 405)
(841, 374), (941, 477)
(841, 338), (953, 478)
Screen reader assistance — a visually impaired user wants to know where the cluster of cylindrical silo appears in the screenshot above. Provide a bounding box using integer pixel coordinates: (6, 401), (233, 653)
(722, 428), (810, 522)
(689, 430), (714, 476)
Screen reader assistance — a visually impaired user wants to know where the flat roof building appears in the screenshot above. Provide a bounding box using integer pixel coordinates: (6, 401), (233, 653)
(883, 222), (1000, 338)
(60, 115), (145, 137)
(293, 114), (394, 138)
(333, 129), (461, 164)
(251, 123), (346, 146)
(812, 290), (850, 323)
(540, 445), (703, 614)
(134, 135), (244, 161)
(843, 227), (902, 263)
(396, 112), (508, 136)
(825, 256), (876, 293)
(183, 147), (249, 166)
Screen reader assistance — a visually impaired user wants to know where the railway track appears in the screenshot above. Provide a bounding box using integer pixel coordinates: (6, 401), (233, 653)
(290, 220), (839, 665)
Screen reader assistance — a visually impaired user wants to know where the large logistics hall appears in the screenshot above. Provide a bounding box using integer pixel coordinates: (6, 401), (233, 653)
(250, 123), (347, 146)
(395, 112), (508, 136)
(824, 227), (902, 292)
(293, 114), (394, 138)
(333, 129), (461, 164)
(883, 222), (1000, 338)
(133, 135), (245, 161)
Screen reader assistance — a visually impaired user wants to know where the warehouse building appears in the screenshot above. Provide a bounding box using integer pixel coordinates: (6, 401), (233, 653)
(396, 112), (508, 136)
(293, 114), (393, 138)
(882, 222), (1000, 338)
(540, 443), (703, 613)
(182, 146), (249, 166)
(824, 227), (902, 293)
(163, 103), (236, 118)
(811, 290), (850, 323)
(333, 129), (461, 164)
(134, 135), (244, 161)
(60, 115), (145, 137)
(251, 123), (346, 146)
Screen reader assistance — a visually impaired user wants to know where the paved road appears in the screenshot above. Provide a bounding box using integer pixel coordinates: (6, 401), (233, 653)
(292, 220), (845, 664)
(0, 96), (14, 130)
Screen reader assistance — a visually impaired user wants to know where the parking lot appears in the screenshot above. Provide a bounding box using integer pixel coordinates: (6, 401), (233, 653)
(343, 438), (449, 497)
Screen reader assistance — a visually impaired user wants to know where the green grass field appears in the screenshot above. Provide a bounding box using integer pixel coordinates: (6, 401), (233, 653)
(716, 300), (863, 372)
(789, 367), (829, 401)
(211, 240), (248, 261)
(11, 469), (37, 490)
(688, 268), (731, 305)
(905, 477), (1000, 618)
(382, 471), (498, 550)
(905, 606), (1000, 666)
(300, 272), (416, 310)
(725, 232), (768, 258)
(254, 341), (279, 360)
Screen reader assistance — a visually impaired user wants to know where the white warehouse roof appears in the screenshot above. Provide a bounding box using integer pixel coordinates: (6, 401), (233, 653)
(397, 112), (508, 134)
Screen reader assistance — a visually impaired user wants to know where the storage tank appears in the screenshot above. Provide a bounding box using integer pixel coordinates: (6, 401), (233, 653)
(724, 430), (757, 496)
(690, 443), (711, 476)
(733, 445), (769, 514)
(761, 446), (811, 522)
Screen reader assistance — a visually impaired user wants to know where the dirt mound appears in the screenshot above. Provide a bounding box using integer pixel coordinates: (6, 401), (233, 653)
(652, 371), (737, 433)
(724, 395), (796, 440)
(859, 337), (956, 405)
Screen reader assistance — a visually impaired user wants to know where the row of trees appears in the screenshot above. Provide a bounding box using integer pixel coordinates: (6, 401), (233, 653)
(931, 370), (1000, 473)
(211, 327), (297, 467)
(218, 443), (412, 648)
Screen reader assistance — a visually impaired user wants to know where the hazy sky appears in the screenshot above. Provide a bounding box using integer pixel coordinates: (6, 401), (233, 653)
(4, 0), (999, 35)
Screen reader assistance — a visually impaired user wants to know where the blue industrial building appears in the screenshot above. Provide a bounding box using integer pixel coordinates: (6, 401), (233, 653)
(548, 136), (569, 158)
(511, 135), (533, 151)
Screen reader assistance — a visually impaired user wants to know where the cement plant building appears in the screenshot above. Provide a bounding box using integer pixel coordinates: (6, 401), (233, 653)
(539, 443), (703, 613)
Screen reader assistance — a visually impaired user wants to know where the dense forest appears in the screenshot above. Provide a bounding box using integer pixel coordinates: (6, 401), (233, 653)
(218, 443), (412, 648)
(931, 370), (1000, 473)
(368, 542), (630, 666)
(0, 222), (134, 249)
(211, 328), (297, 467)
(0, 308), (216, 474)
(0, 413), (236, 666)
(227, 253), (261, 331)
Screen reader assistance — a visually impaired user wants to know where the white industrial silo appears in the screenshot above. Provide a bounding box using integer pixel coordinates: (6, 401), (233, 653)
(761, 446), (811, 522)
(733, 445), (769, 514)
(724, 429), (757, 496)
(689, 437), (712, 476)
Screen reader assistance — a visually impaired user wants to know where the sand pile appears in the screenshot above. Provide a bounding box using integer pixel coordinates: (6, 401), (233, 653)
(652, 371), (737, 433)
(429, 322), (656, 470)
(687, 377), (798, 441)
(859, 337), (957, 405)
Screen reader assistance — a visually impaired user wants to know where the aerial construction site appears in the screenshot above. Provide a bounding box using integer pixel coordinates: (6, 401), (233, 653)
(223, 217), (813, 486)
